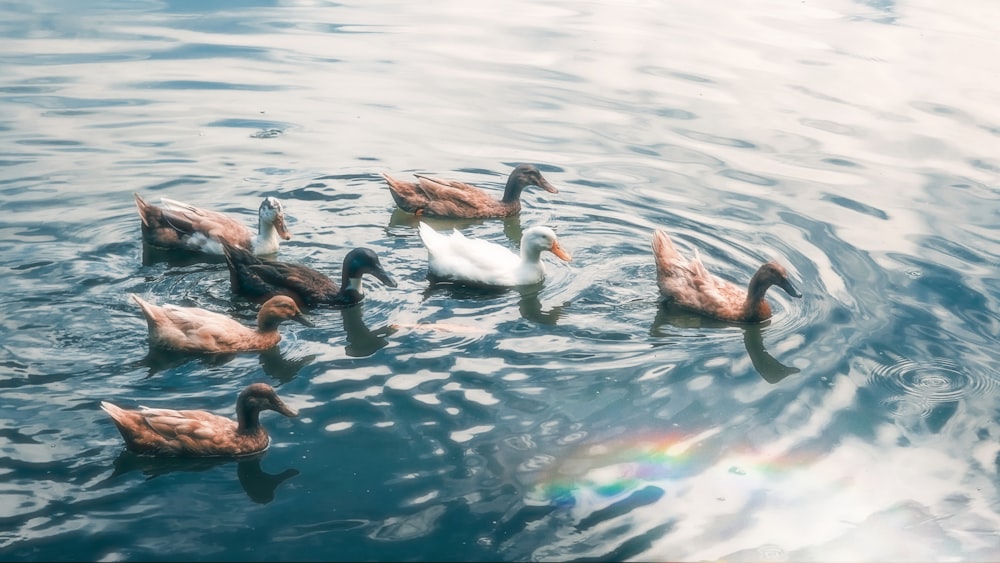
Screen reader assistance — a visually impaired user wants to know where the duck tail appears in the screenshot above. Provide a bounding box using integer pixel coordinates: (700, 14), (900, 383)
(381, 173), (422, 211)
(651, 229), (680, 263)
(100, 400), (140, 443)
(100, 400), (126, 420)
(417, 221), (440, 247)
(130, 292), (153, 316)
(133, 193), (152, 227)
(129, 293), (162, 331)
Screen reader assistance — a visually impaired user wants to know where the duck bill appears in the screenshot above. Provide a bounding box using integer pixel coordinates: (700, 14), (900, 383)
(293, 313), (315, 327)
(373, 267), (398, 288)
(273, 400), (299, 418)
(274, 214), (292, 240)
(550, 241), (572, 262)
(537, 176), (559, 194)
(780, 278), (802, 298)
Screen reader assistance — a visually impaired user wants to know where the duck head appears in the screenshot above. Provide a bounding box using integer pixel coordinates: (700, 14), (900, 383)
(502, 164), (559, 203)
(521, 226), (572, 262)
(236, 383), (298, 432)
(259, 197), (292, 241)
(754, 261), (802, 299)
(341, 248), (398, 296)
(257, 295), (315, 331)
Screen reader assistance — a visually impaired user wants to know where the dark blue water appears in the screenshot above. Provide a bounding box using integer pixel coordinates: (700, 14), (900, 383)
(2, 0), (1000, 560)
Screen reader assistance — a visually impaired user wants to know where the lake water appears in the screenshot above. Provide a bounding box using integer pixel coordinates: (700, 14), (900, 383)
(3, 0), (1000, 560)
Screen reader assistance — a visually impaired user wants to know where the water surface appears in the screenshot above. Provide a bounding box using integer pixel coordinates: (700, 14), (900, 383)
(2, 0), (1000, 561)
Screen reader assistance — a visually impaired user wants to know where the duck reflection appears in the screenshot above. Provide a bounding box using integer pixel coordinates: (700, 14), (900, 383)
(141, 243), (227, 268)
(106, 449), (299, 504)
(257, 346), (317, 382)
(652, 305), (799, 384)
(385, 207), (523, 241)
(419, 279), (566, 326)
(138, 345), (315, 381)
(340, 304), (397, 357)
(138, 345), (237, 378)
(741, 323), (800, 384)
(384, 208), (486, 235)
(518, 285), (567, 325)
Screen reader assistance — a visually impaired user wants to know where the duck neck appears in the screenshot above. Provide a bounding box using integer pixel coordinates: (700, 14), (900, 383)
(236, 402), (264, 435)
(337, 274), (365, 305)
(500, 177), (525, 204)
(741, 272), (773, 322)
(256, 315), (283, 335)
(254, 221), (281, 253)
(520, 244), (544, 264)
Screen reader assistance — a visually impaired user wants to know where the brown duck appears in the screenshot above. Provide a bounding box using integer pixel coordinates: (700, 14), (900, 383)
(131, 293), (313, 353)
(652, 229), (802, 323)
(134, 193), (291, 255)
(381, 164), (559, 218)
(101, 383), (298, 457)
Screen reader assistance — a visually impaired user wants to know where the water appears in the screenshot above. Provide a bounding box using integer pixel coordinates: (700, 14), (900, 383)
(2, 0), (1000, 560)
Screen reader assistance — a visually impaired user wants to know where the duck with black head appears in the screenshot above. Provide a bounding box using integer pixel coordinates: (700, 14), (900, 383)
(222, 242), (398, 308)
(651, 229), (802, 323)
(381, 164), (559, 219)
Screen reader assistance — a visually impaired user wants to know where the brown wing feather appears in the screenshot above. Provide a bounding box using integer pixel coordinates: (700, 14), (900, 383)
(652, 230), (755, 321)
(134, 193), (253, 250)
(160, 205), (252, 247)
(415, 176), (509, 217)
(382, 173), (514, 218)
(381, 173), (429, 212)
(250, 261), (338, 297)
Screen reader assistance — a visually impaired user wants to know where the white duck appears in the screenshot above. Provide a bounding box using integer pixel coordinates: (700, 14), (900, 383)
(134, 193), (291, 256)
(417, 222), (571, 287)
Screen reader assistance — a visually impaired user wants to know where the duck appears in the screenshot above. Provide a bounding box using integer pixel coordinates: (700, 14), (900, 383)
(381, 164), (559, 218)
(134, 193), (291, 255)
(101, 382), (298, 457)
(417, 222), (572, 287)
(222, 242), (398, 308)
(651, 229), (802, 323)
(131, 293), (313, 353)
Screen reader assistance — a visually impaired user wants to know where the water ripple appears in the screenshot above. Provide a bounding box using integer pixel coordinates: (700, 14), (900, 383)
(868, 357), (997, 410)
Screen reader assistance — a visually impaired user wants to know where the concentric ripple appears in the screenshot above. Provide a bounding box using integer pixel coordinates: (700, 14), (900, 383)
(868, 357), (997, 409)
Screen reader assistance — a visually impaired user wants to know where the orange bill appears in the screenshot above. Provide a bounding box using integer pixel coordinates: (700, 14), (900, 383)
(550, 241), (572, 261)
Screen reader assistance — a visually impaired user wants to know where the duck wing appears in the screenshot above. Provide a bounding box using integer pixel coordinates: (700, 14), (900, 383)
(163, 199), (253, 246)
(419, 224), (520, 284)
(652, 231), (732, 310)
(132, 294), (251, 352)
(246, 260), (338, 305)
(159, 305), (260, 351)
(680, 248), (756, 319)
(141, 407), (247, 456)
(381, 173), (430, 212)
(223, 244), (322, 303)
(135, 194), (253, 252)
(414, 175), (503, 217)
(652, 230), (696, 297)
